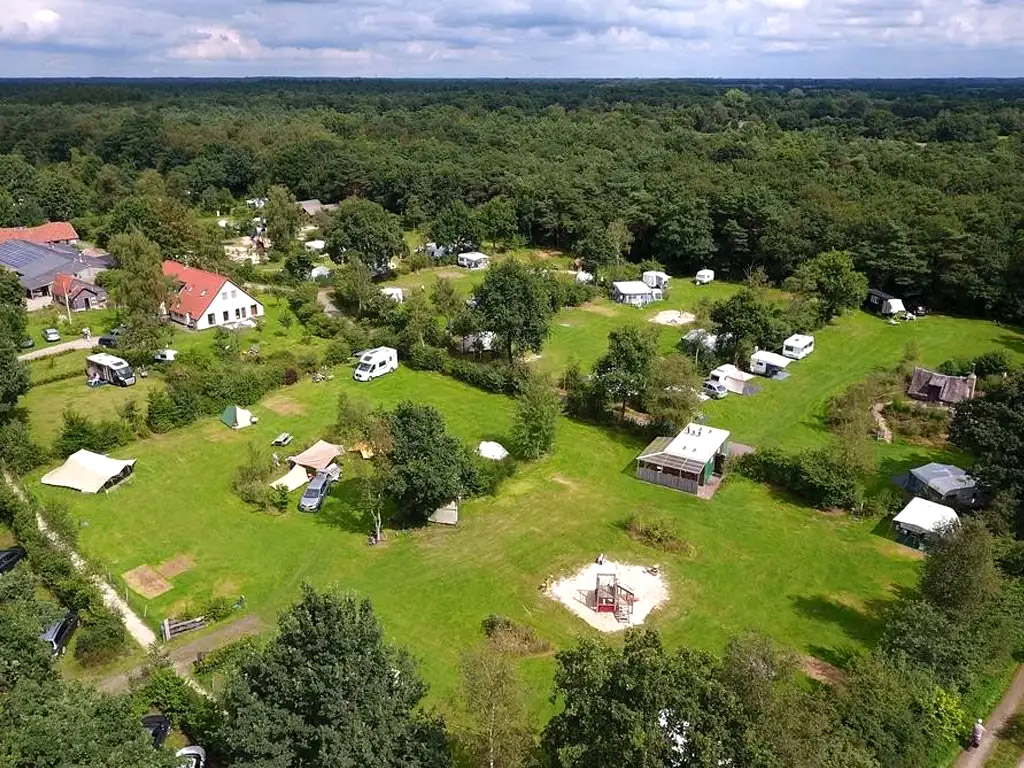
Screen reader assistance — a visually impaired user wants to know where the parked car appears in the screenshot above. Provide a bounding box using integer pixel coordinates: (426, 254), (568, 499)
(175, 746), (207, 768)
(702, 380), (728, 399)
(153, 348), (178, 363)
(42, 328), (61, 343)
(0, 545), (27, 575)
(20, 337), (35, 349)
(298, 471), (335, 512)
(98, 328), (123, 348)
(141, 714), (171, 749)
(40, 610), (78, 656)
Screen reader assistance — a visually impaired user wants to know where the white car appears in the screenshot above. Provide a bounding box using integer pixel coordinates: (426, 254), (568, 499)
(153, 348), (179, 363)
(175, 746), (206, 768)
(42, 328), (61, 343)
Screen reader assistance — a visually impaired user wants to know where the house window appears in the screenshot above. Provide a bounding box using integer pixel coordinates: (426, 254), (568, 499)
(251, 304), (258, 316)
(223, 310), (229, 321)
(221, 291), (228, 300)
(235, 308), (241, 319)
(207, 313), (215, 325)
(240, 306), (247, 318)
(231, 289), (237, 298)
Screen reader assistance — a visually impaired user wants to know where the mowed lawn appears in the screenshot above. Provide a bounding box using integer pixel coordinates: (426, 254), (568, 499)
(33, 366), (918, 719)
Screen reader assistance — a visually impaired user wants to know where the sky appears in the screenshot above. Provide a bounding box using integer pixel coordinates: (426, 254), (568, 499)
(0, 0), (1022, 78)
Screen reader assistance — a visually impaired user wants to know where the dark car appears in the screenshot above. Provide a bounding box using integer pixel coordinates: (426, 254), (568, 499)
(298, 471), (334, 512)
(40, 611), (78, 656)
(98, 329), (122, 348)
(0, 545), (27, 575)
(141, 714), (171, 749)
(20, 337), (35, 349)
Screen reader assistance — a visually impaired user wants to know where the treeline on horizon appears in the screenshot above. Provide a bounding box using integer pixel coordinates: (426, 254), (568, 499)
(0, 78), (1022, 321)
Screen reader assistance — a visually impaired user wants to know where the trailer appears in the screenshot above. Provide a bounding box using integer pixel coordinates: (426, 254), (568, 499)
(85, 353), (136, 387)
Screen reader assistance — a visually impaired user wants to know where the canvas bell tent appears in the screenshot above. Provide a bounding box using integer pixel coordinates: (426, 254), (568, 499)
(221, 405), (255, 429)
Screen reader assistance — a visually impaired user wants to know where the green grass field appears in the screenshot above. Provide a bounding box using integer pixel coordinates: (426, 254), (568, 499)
(22, 279), (1024, 723)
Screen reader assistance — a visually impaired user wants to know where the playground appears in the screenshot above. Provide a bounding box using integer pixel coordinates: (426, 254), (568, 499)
(546, 559), (668, 632)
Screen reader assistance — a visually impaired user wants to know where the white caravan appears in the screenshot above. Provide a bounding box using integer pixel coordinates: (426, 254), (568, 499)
(353, 347), (398, 382)
(695, 269), (715, 285)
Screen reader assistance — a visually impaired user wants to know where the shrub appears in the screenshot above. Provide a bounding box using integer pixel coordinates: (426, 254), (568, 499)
(146, 389), (179, 433)
(283, 367), (298, 385)
(0, 418), (46, 474)
(192, 636), (261, 677)
(625, 514), (692, 553)
(481, 614), (551, 655)
(973, 349), (1012, 377)
(133, 662), (223, 745)
(53, 409), (133, 457)
(937, 357), (973, 376)
(202, 595), (234, 622)
(323, 339), (352, 366)
(475, 456), (518, 496)
(74, 609), (128, 666)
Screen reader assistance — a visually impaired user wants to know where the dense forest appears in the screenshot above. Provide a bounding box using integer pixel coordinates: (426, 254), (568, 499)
(1, 78), (1023, 320)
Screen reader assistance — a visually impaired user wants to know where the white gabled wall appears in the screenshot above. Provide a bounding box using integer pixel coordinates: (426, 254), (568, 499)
(165, 279), (263, 331)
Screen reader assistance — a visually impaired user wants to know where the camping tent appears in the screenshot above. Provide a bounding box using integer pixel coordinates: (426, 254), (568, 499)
(289, 440), (343, 472)
(708, 364), (756, 396)
(429, 500), (459, 525)
(883, 298), (906, 315)
(893, 497), (959, 537)
(221, 405), (255, 429)
(41, 449), (136, 493)
(477, 441), (510, 461)
(270, 464), (310, 492)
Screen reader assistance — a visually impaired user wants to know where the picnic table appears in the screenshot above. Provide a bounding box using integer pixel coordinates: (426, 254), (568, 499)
(271, 432), (293, 446)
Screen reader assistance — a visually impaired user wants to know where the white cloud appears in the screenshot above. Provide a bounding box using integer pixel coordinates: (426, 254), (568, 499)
(1, 0), (1023, 76)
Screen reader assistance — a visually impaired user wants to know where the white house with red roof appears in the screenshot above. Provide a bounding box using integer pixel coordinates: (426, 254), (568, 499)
(161, 261), (263, 331)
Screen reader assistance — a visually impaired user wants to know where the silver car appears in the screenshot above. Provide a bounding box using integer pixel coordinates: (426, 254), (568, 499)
(298, 472), (334, 512)
(42, 328), (61, 343)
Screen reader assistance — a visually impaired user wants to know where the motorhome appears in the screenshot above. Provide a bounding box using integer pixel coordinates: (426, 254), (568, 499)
(353, 347), (398, 382)
(85, 353), (136, 387)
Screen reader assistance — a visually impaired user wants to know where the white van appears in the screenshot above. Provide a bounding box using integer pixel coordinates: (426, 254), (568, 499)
(353, 347), (398, 382)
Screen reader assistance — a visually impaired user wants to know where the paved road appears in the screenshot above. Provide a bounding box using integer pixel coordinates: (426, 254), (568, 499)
(18, 337), (96, 361)
(956, 665), (1024, 768)
(97, 614), (264, 694)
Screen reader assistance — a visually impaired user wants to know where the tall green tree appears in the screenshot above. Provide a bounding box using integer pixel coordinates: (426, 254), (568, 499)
(265, 184), (303, 255)
(108, 232), (171, 362)
(429, 200), (482, 252)
(217, 586), (449, 768)
(510, 374), (560, 459)
(325, 197), (406, 274)
(0, 266), (28, 343)
(458, 643), (533, 768)
(709, 288), (789, 365)
(646, 353), (701, 433)
(784, 250), (868, 325)
(475, 196), (518, 250)
(473, 260), (552, 362)
(384, 401), (479, 522)
(593, 325), (658, 420)
(919, 518), (1002, 619)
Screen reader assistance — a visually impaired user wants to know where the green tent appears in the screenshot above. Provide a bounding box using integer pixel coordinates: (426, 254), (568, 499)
(221, 405), (255, 429)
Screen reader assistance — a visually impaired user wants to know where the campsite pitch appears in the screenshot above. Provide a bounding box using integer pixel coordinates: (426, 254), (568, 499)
(122, 565), (173, 599)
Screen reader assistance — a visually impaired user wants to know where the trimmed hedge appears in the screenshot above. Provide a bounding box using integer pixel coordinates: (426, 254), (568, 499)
(406, 343), (528, 395)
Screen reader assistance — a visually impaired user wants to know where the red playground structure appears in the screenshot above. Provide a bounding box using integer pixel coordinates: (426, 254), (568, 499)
(594, 573), (636, 622)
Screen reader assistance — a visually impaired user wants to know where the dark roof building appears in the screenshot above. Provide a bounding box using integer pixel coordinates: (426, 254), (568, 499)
(907, 367), (977, 406)
(0, 239), (85, 297)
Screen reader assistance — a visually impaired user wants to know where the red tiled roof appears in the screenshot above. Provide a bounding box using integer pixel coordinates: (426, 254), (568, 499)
(0, 222), (78, 246)
(162, 260), (228, 319)
(52, 272), (99, 299)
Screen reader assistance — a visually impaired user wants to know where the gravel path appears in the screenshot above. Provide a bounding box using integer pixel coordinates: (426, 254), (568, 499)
(18, 337), (96, 361)
(955, 665), (1024, 768)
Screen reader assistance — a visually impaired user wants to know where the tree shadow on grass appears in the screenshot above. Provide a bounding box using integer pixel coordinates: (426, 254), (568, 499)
(312, 477), (371, 535)
(995, 332), (1024, 357)
(791, 594), (896, 648)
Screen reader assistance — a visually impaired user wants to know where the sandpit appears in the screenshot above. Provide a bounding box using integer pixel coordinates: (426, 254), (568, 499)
(546, 559), (668, 632)
(649, 310), (695, 326)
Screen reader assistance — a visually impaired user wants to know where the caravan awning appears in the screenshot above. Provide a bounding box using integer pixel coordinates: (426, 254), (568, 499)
(893, 497), (959, 535)
(41, 449), (136, 493)
(289, 440), (342, 471)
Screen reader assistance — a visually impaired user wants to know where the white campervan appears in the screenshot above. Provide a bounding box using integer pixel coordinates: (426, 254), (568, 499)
(353, 347), (398, 382)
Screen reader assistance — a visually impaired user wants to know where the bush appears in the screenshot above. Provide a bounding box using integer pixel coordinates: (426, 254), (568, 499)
(973, 349), (1012, 377)
(74, 609), (128, 666)
(625, 514), (692, 553)
(202, 595), (234, 622)
(737, 444), (866, 510)
(53, 409), (133, 458)
(480, 614), (551, 655)
(133, 662), (223, 746)
(323, 339), (352, 366)
(475, 456), (518, 496)
(0, 418), (46, 474)
(859, 487), (905, 519)
(192, 636), (261, 677)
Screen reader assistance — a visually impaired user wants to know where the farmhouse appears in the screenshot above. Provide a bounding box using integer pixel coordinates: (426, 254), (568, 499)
(613, 280), (662, 307)
(457, 251), (490, 270)
(865, 288), (906, 316)
(907, 463), (978, 506)
(0, 239), (107, 304)
(892, 497), (959, 549)
(636, 423), (731, 497)
(907, 367), (976, 406)
(750, 350), (792, 378)
(51, 273), (107, 311)
(0, 221), (78, 247)
(41, 449), (135, 494)
(782, 334), (815, 360)
(161, 261), (263, 330)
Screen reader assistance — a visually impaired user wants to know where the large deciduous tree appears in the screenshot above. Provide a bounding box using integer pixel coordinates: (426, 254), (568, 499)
(592, 325), (658, 420)
(216, 586), (449, 768)
(265, 184), (304, 255)
(383, 401), (479, 523)
(709, 288), (789, 365)
(475, 196), (519, 251)
(784, 250), (868, 325)
(107, 232), (171, 363)
(325, 197), (407, 274)
(473, 260), (552, 362)
(458, 643), (533, 768)
(429, 200), (482, 253)
(510, 374), (560, 459)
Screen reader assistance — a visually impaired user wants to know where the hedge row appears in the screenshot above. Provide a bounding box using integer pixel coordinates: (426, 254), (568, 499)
(406, 343), (529, 395)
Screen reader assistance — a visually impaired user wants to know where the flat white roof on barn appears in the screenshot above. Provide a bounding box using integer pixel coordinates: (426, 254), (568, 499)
(657, 423), (730, 465)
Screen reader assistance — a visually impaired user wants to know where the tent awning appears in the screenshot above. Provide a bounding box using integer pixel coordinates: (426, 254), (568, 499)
(289, 440), (343, 471)
(41, 449), (136, 493)
(270, 463), (310, 492)
(429, 501), (459, 525)
(893, 497), (959, 535)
